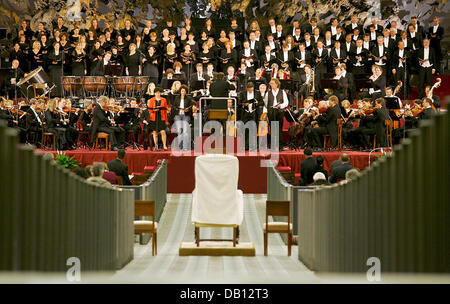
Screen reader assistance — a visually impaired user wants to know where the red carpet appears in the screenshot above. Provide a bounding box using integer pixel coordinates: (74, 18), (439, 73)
(45, 148), (377, 193)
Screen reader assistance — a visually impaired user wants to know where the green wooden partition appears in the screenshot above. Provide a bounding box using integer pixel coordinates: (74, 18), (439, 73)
(294, 110), (449, 273)
(0, 121), (135, 271)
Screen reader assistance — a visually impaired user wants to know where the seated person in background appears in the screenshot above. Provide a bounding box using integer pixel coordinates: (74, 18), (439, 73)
(345, 168), (361, 181)
(85, 165), (93, 178)
(310, 172), (330, 186)
(73, 167), (88, 179)
(299, 148), (317, 186)
(102, 163), (119, 185)
(108, 149), (132, 185)
(315, 155), (328, 180)
(86, 162), (113, 188)
(329, 153), (353, 183)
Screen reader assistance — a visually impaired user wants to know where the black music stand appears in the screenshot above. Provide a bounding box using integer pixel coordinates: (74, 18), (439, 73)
(385, 97), (401, 120)
(162, 79), (176, 90)
(105, 64), (123, 76)
(192, 80), (207, 91)
(320, 79), (340, 91)
(280, 79), (294, 91)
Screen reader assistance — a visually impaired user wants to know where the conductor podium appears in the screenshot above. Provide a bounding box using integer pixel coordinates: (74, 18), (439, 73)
(179, 154), (255, 256)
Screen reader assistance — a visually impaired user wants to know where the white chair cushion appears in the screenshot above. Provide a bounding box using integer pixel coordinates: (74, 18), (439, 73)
(134, 220), (158, 231)
(263, 222), (293, 232)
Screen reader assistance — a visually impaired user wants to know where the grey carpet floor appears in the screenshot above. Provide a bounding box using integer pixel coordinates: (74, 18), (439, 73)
(113, 193), (318, 283)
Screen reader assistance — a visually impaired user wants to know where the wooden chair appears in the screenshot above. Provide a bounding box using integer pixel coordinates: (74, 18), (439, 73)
(93, 132), (110, 150)
(385, 120), (394, 149)
(323, 119), (344, 151)
(41, 131), (56, 150)
(116, 176), (123, 185)
(134, 200), (158, 255)
(263, 200), (293, 256)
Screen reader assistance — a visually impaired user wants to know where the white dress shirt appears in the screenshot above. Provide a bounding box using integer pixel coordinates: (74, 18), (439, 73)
(271, 89), (289, 109)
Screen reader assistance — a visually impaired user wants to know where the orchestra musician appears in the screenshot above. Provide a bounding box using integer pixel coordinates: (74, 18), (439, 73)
(44, 98), (68, 150)
(267, 78), (289, 147)
(309, 95), (342, 151)
(91, 96), (120, 150)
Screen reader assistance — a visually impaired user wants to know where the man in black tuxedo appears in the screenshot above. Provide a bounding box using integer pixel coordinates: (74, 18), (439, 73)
(324, 66), (348, 101)
(238, 82), (262, 150)
(1, 59), (24, 99)
(248, 31), (263, 57)
(228, 31), (242, 53)
(339, 63), (355, 101)
(428, 16), (444, 72)
(260, 45), (277, 73)
(210, 72), (236, 97)
(345, 15), (363, 37)
(329, 153), (354, 183)
(359, 65), (386, 101)
(410, 16), (425, 38)
(391, 40), (410, 96)
(310, 95), (342, 150)
(302, 17), (319, 37)
(298, 64), (316, 100)
(361, 98), (391, 149)
(313, 40), (328, 96)
(294, 43), (313, 73)
(299, 148), (318, 186)
(107, 149), (131, 185)
(419, 98), (436, 120)
(240, 40), (257, 75)
(189, 63), (210, 90)
(239, 82), (262, 123)
(371, 36), (389, 75)
(277, 43), (294, 72)
(91, 96), (119, 150)
(418, 38), (436, 98)
(92, 51), (112, 76)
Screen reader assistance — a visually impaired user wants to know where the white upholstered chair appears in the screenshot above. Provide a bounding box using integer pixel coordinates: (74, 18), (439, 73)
(192, 154), (244, 246)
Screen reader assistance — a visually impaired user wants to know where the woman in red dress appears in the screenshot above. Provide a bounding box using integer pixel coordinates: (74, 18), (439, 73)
(143, 87), (169, 151)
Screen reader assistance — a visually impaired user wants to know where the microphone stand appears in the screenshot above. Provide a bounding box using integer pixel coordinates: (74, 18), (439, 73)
(61, 48), (65, 99)
(14, 68), (17, 101)
(403, 53), (407, 142)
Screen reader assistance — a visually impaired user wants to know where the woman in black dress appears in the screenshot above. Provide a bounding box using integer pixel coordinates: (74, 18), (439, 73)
(124, 43), (141, 76)
(116, 34), (127, 57)
(47, 42), (64, 97)
(180, 44), (196, 78)
(185, 32), (199, 55)
(219, 40), (237, 72)
(143, 46), (159, 84)
(199, 42), (213, 69)
(71, 43), (87, 76)
(44, 98), (67, 150)
(89, 40), (104, 75)
(39, 35), (50, 58)
(28, 41), (44, 72)
(163, 42), (177, 73)
(203, 18), (215, 39)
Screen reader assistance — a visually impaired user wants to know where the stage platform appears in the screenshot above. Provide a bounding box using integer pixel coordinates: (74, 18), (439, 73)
(179, 242), (256, 256)
(46, 148), (377, 193)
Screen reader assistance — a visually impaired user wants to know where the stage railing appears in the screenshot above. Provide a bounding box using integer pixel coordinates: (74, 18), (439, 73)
(118, 160), (168, 244)
(0, 121), (135, 271)
(295, 109), (449, 273)
(118, 159), (167, 220)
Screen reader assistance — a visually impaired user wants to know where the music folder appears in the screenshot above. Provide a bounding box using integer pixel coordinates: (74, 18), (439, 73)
(385, 97), (401, 110)
(192, 80), (207, 91)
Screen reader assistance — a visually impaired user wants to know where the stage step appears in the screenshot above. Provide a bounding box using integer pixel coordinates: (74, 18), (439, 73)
(179, 241), (256, 256)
